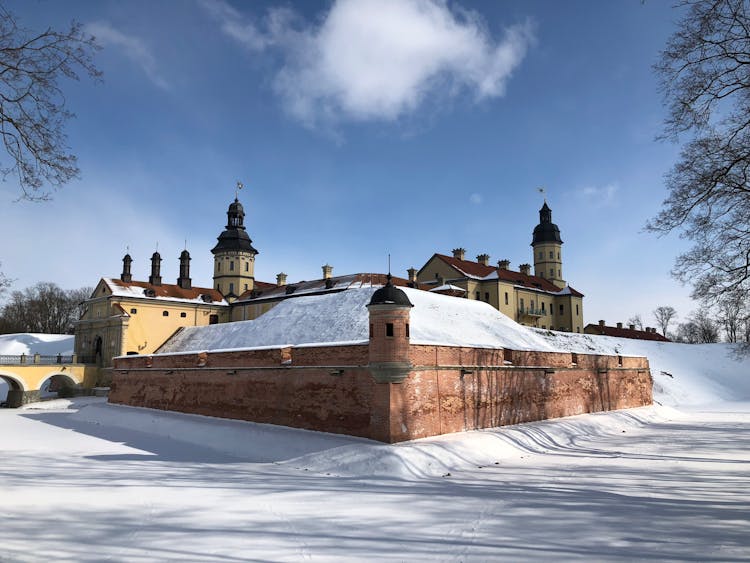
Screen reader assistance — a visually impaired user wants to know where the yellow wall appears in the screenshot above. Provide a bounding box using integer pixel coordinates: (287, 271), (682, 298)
(213, 251), (255, 295)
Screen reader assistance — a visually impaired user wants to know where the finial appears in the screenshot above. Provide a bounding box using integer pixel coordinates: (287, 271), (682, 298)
(388, 253), (391, 276)
(236, 180), (244, 200)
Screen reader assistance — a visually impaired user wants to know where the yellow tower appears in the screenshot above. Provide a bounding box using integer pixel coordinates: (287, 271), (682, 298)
(532, 202), (565, 289)
(211, 196), (258, 299)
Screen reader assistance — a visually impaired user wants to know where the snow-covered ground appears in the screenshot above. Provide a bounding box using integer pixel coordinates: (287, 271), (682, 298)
(2, 338), (749, 561)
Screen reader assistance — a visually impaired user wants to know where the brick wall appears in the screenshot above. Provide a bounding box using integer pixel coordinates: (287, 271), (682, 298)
(111, 343), (652, 443)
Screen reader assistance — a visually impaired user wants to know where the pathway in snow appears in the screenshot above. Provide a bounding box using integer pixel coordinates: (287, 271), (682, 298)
(1, 399), (748, 562)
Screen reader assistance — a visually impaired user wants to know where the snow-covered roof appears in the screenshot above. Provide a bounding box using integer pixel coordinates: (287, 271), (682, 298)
(156, 286), (556, 354)
(102, 278), (227, 306)
(429, 284), (466, 293)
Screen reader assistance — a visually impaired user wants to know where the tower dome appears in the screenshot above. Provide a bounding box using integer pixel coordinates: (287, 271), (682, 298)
(368, 275), (414, 308)
(212, 194), (258, 299)
(532, 202), (563, 245)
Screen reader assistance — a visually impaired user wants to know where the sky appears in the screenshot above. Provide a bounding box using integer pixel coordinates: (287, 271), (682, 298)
(0, 0), (696, 327)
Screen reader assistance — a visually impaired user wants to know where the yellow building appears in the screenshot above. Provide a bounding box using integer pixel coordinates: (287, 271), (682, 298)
(415, 202), (585, 332)
(74, 251), (229, 367)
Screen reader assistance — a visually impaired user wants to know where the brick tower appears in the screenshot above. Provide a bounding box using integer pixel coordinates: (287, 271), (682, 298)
(366, 275), (413, 383)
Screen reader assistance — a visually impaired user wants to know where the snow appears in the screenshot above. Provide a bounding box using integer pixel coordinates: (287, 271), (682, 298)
(102, 277), (227, 305)
(2, 308), (750, 560)
(0, 332), (74, 356)
(157, 286), (557, 354)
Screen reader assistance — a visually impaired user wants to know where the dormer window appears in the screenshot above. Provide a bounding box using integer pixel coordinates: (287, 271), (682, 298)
(143, 288), (156, 297)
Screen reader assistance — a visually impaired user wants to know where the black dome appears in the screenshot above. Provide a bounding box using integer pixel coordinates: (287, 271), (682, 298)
(531, 202), (563, 245)
(368, 276), (413, 307)
(211, 197), (258, 254)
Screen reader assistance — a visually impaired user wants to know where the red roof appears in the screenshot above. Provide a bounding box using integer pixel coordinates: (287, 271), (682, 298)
(584, 324), (671, 342)
(108, 279), (225, 303)
(431, 254), (584, 297)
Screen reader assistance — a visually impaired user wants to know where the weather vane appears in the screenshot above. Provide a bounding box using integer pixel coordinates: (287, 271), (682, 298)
(235, 180), (244, 199)
(537, 186), (546, 202)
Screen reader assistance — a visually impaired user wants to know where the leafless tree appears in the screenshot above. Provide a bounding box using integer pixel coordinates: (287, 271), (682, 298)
(0, 261), (9, 294)
(674, 308), (720, 344)
(0, 4), (100, 200)
(0, 282), (91, 334)
(649, 0), (750, 302)
(653, 305), (677, 336)
(717, 290), (749, 342)
(627, 314), (644, 330)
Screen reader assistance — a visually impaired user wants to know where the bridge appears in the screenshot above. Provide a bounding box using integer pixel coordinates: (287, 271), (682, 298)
(0, 354), (99, 407)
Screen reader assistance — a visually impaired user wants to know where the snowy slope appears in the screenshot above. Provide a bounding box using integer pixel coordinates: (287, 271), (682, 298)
(157, 286), (555, 354)
(0, 333), (74, 355)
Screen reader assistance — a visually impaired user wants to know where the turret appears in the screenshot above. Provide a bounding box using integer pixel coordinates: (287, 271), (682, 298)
(212, 194), (258, 299)
(531, 202), (565, 288)
(366, 275), (414, 383)
(177, 250), (192, 290)
(121, 254), (133, 283)
(149, 251), (162, 286)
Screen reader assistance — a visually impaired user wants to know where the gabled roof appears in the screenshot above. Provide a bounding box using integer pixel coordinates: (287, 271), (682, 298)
(427, 254), (584, 297)
(103, 278), (227, 305)
(584, 323), (670, 342)
(235, 273), (426, 304)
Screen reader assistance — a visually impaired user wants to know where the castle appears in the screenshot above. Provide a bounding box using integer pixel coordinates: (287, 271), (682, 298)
(74, 193), (585, 368)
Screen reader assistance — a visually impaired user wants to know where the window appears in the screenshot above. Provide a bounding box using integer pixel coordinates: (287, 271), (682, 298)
(369, 323), (374, 338)
(386, 323), (394, 337)
(218, 262), (221, 272)
(484, 292), (489, 302)
(538, 251), (542, 259)
(558, 269), (561, 277)
(435, 273), (439, 279)
(559, 304), (564, 315)
(549, 251), (553, 259)
(475, 291), (480, 300)
(180, 312), (187, 318)
(245, 262), (249, 272)
(162, 311), (169, 317)
(549, 268), (554, 277)
(209, 314), (219, 325)
(130, 308), (137, 314)
(217, 283), (221, 293)
(520, 298), (525, 311)
(504, 292), (509, 305)
(244, 284), (248, 291)
(557, 252), (560, 259)
(229, 282), (234, 294)
(405, 323), (410, 338)
(230, 261), (234, 271)
(541, 302), (546, 313)
(576, 304), (579, 315)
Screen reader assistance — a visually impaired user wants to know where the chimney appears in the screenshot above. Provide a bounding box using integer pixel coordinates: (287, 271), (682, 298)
(276, 272), (287, 287)
(407, 267), (418, 284)
(497, 259), (510, 270)
(149, 251), (162, 286)
(177, 250), (191, 290)
(322, 264), (333, 279)
(617, 322), (623, 329)
(629, 324), (635, 331)
(476, 253), (490, 266)
(519, 263), (531, 276)
(599, 319), (605, 327)
(452, 248), (466, 260)
(121, 254), (133, 283)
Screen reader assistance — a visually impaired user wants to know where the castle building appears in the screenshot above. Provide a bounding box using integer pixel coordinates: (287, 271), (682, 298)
(75, 194), (585, 372)
(416, 203), (584, 332)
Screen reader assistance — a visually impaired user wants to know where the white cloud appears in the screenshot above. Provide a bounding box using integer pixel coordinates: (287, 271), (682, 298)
(578, 183), (619, 207)
(203, 0), (534, 127)
(469, 193), (482, 204)
(85, 22), (169, 90)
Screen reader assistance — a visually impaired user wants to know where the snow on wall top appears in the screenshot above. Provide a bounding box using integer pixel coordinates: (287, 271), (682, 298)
(0, 333), (74, 356)
(157, 286), (557, 354)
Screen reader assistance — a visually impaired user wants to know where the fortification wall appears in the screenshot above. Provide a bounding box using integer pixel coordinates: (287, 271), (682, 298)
(110, 343), (651, 443)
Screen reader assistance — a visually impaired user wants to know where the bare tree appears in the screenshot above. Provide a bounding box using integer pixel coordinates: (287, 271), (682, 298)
(0, 261), (9, 294)
(0, 282), (91, 334)
(675, 308), (721, 344)
(0, 4), (100, 200)
(627, 314), (644, 330)
(649, 0), (750, 302)
(653, 306), (677, 337)
(717, 290), (749, 342)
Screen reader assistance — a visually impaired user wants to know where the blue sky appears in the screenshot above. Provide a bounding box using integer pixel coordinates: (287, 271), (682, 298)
(0, 0), (694, 327)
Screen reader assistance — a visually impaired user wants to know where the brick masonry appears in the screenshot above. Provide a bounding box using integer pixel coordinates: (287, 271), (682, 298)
(110, 342), (652, 443)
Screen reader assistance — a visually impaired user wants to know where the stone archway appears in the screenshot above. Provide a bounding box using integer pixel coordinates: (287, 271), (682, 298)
(38, 372), (79, 399)
(0, 374), (26, 408)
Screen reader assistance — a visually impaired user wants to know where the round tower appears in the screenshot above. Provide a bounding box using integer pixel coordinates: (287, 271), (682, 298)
(366, 275), (414, 383)
(211, 197), (258, 299)
(531, 202), (565, 288)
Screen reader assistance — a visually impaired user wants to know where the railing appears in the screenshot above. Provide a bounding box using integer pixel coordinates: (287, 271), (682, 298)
(0, 353), (78, 365)
(518, 307), (546, 318)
